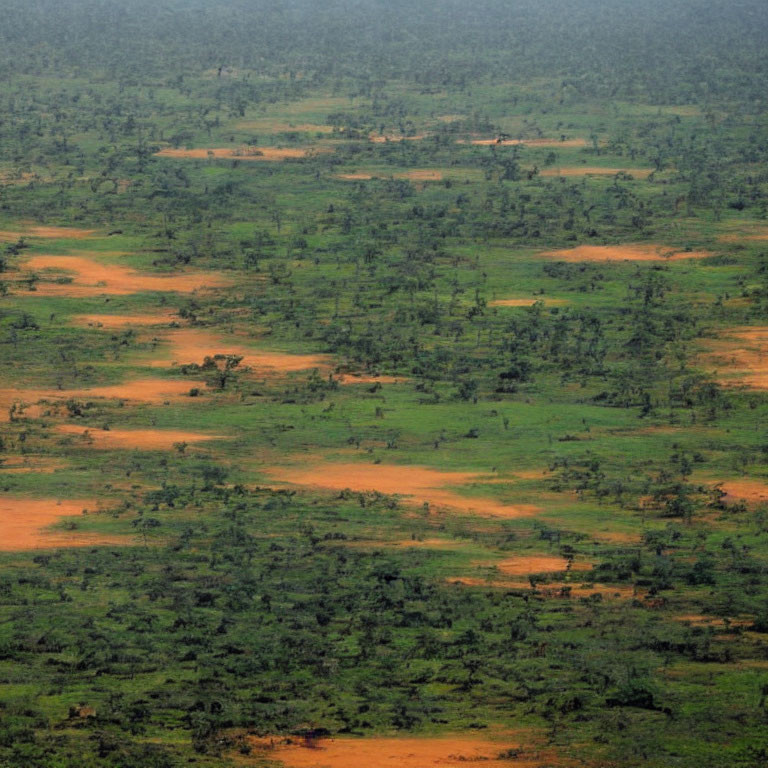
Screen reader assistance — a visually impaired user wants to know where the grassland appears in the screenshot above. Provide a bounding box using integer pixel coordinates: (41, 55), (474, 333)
(1, 1), (768, 766)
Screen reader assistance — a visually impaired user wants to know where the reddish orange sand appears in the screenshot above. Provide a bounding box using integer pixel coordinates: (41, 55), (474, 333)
(0, 497), (121, 550)
(247, 735), (554, 768)
(55, 424), (224, 450)
(235, 121), (334, 133)
(541, 245), (710, 262)
(593, 530), (642, 544)
(718, 225), (768, 243)
(337, 171), (442, 181)
(336, 173), (374, 180)
(497, 555), (592, 576)
(540, 167), (653, 178)
(72, 312), (180, 329)
(0, 456), (66, 474)
(147, 328), (332, 372)
(0, 226), (97, 241)
(704, 327), (768, 389)
(447, 576), (635, 599)
(489, 298), (568, 307)
(0, 379), (205, 418)
(674, 614), (751, 628)
(155, 147), (321, 161)
(465, 138), (588, 147)
(265, 463), (540, 518)
(20, 254), (230, 296)
(720, 479), (768, 504)
(395, 170), (443, 181)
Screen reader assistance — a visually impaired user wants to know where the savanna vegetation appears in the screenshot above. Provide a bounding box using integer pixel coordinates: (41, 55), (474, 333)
(1, 1), (768, 766)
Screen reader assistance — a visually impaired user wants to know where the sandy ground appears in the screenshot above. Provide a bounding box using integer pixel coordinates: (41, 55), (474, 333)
(489, 298), (568, 307)
(265, 462), (541, 518)
(540, 244), (710, 262)
(463, 138), (588, 147)
(447, 576), (636, 599)
(719, 479), (768, 504)
(146, 328), (332, 372)
(71, 312), (181, 329)
(0, 379), (206, 420)
(55, 424), (224, 450)
(703, 326), (768, 389)
(540, 167), (653, 178)
(0, 226), (97, 241)
(155, 147), (324, 160)
(244, 734), (558, 768)
(19, 254), (230, 296)
(496, 555), (592, 576)
(0, 496), (122, 550)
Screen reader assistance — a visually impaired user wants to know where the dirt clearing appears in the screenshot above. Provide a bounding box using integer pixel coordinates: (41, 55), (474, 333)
(0, 496), (121, 551)
(490, 298), (568, 307)
(465, 138), (588, 147)
(703, 327), (768, 389)
(0, 226), (97, 241)
(497, 555), (592, 576)
(719, 479), (768, 505)
(265, 462), (541, 518)
(245, 734), (555, 768)
(55, 424), (224, 450)
(19, 254), (231, 297)
(0, 378), (205, 416)
(448, 576), (636, 599)
(541, 244), (711, 262)
(147, 328), (331, 373)
(72, 312), (180, 329)
(336, 173), (374, 180)
(155, 147), (324, 161)
(540, 167), (653, 178)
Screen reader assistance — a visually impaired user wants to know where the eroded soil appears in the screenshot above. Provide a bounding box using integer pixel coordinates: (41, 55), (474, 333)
(265, 462), (541, 518)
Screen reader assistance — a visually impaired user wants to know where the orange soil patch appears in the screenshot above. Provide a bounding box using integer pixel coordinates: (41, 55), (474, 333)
(447, 576), (636, 599)
(541, 244), (711, 262)
(395, 170), (443, 181)
(674, 614), (752, 628)
(703, 327), (768, 389)
(0, 496), (122, 551)
(0, 226), (97, 241)
(540, 167), (653, 178)
(490, 298), (568, 307)
(346, 538), (466, 550)
(19, 254), (230, 297)
(147, 328), (331, 373)
(0, 379), (205, 417)
(75, 379), (206, 404)
(72, 312), (180, 329)
(246, 735), (555, 768)
(497, 555), (592, 576)
(465, 138), (588, 147)
(155, 146), (324, 161)
(236, 121), (334, 133)
(0, 456), (67, 474)
(265, 462), (541, 518)
(719, 479), (768, 505)
(336, 173), (374, 180)
(718, 225), (768, 243)
(55, 424), (224, 450)
(593, 530), (642, 544)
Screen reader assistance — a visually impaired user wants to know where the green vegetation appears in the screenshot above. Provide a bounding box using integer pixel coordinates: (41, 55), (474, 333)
(2, 1), (768, 766)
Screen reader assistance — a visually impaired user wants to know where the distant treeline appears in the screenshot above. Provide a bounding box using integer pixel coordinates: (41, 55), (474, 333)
(1, 0), (767, 102)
